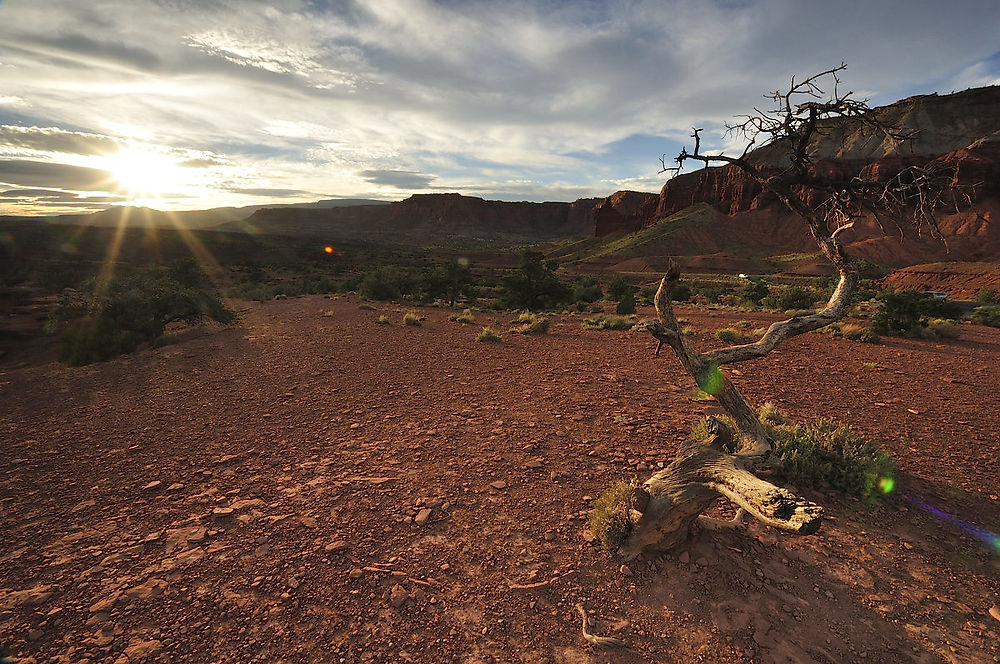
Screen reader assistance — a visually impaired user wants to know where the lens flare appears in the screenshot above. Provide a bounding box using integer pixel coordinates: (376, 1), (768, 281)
(878, 477), (895, 494)
(699, 364), (725, 395)
(324, 246), (334, 254)
(906, 496), (1000, 553)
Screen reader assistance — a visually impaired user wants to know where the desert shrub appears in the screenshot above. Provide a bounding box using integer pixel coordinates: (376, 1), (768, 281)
(764, 415), (896, 502)
(582, 314), (634, 331)
(970, 305), (1000, 327)
(926, 318), (960, 339)
(606, 275), (635, 301)
(778, 286), (817, 311)
(500, 250), (571, 310)
(692, 283), (729, 304)
(738, 280), (769, 306)
(715, 328), (741, 343)
(588, 479), (638, 554)
(358, 302), (376, 311)
(616, 291), (636, 315)
(57, 264), (235, 366)
(858, 327), (880, 343)
(402, 311), (421, 326)
(839, 323), (867, 340)
(572, 277), (603, 304)
(421, 260), (474, 306)
(477, 327), (503, 343)
(449, 308), (475, 324)
(758, 402), (786, 425)
(670, 282), (692, 302)
(589, 302), (604, 313)
(682, 326), (696, 336)
(975, 288), (999, 304)
(359, 265), (418, 301)
(874, 289), (962, 337)
(376, 315), (391, 325)
(513, 312), (550, 334)
(734, 320), (751, 329)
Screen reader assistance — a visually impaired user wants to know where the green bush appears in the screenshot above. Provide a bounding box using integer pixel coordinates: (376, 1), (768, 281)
(477, 327), (503, 343)
(971, 305), (1000, 327)
(777, 286), (817, 311)
(572, 277), (603, 304)
(616, 291), (636, 315)
(873, 289), (963, 337)
(359, 266), (418, 301)
(57, 264), (235, 366)
(765, 416), (896, 502)
(975, 288), (999, 304)
(402, 311), (421, 326)
(606, 275), (635, 301)
(670, 282), (692, 302)
(588, 479), (638, 554)
(582, 315), (634, 331)
(376, 315), (391, 325)
(926, 319), (960, 339)
(738, 280), (769, 306)
(421, 260), (474, 306)
(500, 250), (571, 310)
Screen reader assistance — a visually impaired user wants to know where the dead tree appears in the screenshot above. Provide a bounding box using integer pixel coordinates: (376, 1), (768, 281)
(608, 65), (974, 558)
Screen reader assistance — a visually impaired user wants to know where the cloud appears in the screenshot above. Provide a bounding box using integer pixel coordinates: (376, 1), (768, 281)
(359, 169), (435, 189)
(0, 187), (124, 202)
(0, 159), (117, 191)
(2, 0), (1000, 214)
(0, 125), (123, 156)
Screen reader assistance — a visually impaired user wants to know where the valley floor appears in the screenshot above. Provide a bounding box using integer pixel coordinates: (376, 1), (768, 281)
(2, 295), (999, 663)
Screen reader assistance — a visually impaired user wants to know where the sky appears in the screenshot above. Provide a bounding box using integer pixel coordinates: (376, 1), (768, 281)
(1, 0), (999, 216)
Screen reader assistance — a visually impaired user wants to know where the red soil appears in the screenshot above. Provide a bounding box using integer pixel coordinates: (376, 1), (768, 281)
(2, 296), (999, 663)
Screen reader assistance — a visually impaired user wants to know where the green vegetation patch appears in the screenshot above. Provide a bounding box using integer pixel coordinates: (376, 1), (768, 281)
(477, 327), (503, 343)
(582, 314), (635, 331)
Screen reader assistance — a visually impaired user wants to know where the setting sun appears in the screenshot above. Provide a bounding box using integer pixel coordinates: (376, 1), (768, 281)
(103, 148), (188, 197)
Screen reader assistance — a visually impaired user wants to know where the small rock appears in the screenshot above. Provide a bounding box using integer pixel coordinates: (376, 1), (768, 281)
(525, 460), (544, 469)
(287, 577), (300, 590)
(544, 530), (556, 542)
(619, 565), (632, 577)
(27, 628), (43, 641)
(166, 483), (185, 492)
(324, 540), (349, 553)
(489, 481), (508, 490)
(142, 480), (162, 491)
(990, 606), (1000, 623)
(678, 551), (690, 564)
(696, 557), (709, 567)
(123, 639), (162, 660)
(212, 507), (234, 519)
(389, 584), (408, 608)
(348, 568), (363, 579)
(414, 508), (433, 526)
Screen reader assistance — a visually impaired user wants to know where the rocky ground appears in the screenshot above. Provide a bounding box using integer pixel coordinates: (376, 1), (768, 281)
(2, 294), (999, 663)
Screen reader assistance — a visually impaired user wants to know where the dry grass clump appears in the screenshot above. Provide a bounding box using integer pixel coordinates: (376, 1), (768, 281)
(588, 479), (638, 554)
(477, 327), (503, 343)
(376, 315), (391, 325)
(513, 312), (550, 335)
(402, 311), (421, 326)
(582, 314), (634, 331)
(449, 309), (475, 324)
(715, 328), (742, 343)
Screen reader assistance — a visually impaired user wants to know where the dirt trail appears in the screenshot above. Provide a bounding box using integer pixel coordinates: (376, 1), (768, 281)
(2, 295), (998, 663)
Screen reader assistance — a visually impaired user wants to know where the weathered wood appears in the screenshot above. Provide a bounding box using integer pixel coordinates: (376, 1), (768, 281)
(619, 418), (822, 558)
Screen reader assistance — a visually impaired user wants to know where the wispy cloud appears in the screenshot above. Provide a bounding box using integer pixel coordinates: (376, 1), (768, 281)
(0, 0), (998, 214)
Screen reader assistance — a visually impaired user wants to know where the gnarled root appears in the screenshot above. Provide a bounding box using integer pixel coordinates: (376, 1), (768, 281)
(616, 418), (823, 559)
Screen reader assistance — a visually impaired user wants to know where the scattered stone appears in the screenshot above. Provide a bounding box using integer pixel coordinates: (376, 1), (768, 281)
(544, 530), (556, 542)
(216, 454), (241, 465)
(696, 557), (709, 567)
(324, 540), (349, 553)
(414, 508), (433, 526)
(619, 565), (632, 577)
(348, 568), (363, 579)
(212, 507), (234, 520)
(142, 481), (162, 491)
(122, 639), (162, 660)
(990, 606), (1000, 624)
(525, 460), (544, 469)
(166, 483), (185, 492)
(389, 584), (408, 608)
(27, 628), (43, 641)
(489, 481), (508, 490)
(287, 577), (300, 590)
(678, 551), (690, 564)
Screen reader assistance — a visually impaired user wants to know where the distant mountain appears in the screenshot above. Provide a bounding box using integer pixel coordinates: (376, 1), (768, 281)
(588, 85), (1000, 273)
(226, 192), (611, 244)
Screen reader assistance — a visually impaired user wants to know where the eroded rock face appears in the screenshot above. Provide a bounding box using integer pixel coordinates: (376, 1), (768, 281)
(593, 190), (660, 236)
(645, 86), (1000, 265)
